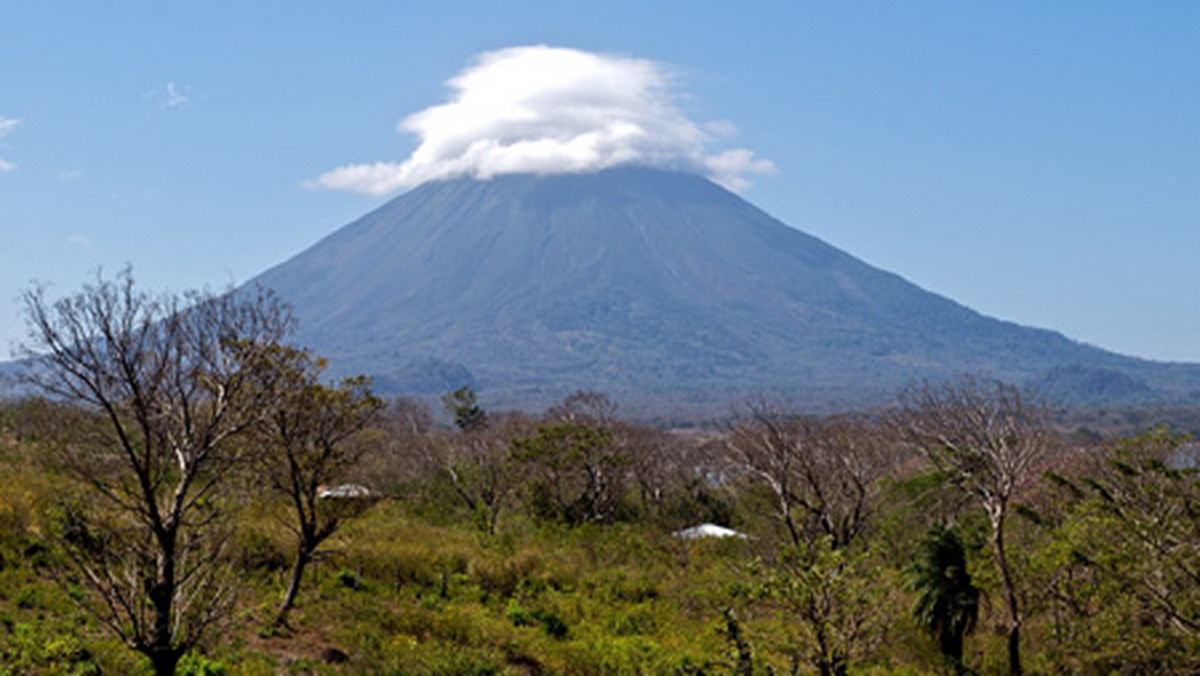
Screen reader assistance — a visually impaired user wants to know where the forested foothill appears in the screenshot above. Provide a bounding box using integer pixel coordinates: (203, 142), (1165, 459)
(2, 275), (1200, 675)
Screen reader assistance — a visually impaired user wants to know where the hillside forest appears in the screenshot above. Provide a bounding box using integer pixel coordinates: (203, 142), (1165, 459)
(1, 273), (1199, 675)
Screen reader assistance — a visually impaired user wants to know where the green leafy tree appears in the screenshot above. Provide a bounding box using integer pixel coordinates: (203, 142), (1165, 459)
(912, 526), (980, 673)
(442, 386), (486, 432)
(1037, 427), (1200, 671)
(750, 539), (882, 676)
(511, 420), (625, 525)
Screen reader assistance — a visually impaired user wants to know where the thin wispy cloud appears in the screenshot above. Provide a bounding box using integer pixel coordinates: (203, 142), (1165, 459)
(143, 82), (190, 112)
(0, 117), (19, 172)
(312, 45), (774, 195)
(163, 82), (189, 109)
(66, 233), (92, 250)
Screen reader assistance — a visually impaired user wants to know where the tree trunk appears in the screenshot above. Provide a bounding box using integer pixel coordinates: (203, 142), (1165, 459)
(943, 633), (966, 675)
(148, 647), (182, 676)
(147, 537), (179, 675)
(990, 509), (1022, 676)
(780, 495), (802, 547)
(1006, 625), (1021, 676)
(816, 658), (848, 676)
(276, 546), (311, 626)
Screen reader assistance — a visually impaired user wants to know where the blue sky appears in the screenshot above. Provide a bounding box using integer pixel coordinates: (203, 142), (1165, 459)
(2, 2), (1199, 362)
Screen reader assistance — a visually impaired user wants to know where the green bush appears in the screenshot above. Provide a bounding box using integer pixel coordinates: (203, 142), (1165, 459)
(335, 568), (361, 590)
(505, 599), (568, 639)
(0, 621), (100, 676)
(178, 653), (228, 676)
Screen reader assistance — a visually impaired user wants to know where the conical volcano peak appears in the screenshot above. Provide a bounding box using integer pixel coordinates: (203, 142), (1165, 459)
(251, 166), (1199, 414)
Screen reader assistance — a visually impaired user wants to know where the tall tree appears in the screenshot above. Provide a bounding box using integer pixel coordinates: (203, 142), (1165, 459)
(20, 270), (292, 676)
(899, 376), (1052, 676)
(247, 345), (383, 627)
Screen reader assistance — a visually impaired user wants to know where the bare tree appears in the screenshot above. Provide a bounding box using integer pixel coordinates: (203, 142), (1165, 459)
(623, 424), (695, 522)
(387, 396), (434, 438)
(246, 345), (383, 627)
(352, 397), (435, 495)
(19, 270), (292, 676)
(898, 376), (1053, 676)
(727, 400), (895, 550)
(432, 411), (532, 535)
(427, 388), (529, 535)
(727, 402), (897, 675)
(546, 390), (618, 425)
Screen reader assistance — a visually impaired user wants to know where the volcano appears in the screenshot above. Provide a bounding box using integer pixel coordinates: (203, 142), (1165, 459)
(248, 167), (1200, 413)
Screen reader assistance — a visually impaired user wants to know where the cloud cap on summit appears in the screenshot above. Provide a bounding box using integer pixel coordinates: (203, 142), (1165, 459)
(312, 45), (775, 195)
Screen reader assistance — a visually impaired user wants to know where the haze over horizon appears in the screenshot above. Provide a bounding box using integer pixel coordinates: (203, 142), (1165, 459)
(2, 3), (1199, 365)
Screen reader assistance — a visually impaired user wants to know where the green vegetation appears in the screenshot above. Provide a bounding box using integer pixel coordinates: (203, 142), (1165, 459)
(7, 386), (1200, 674)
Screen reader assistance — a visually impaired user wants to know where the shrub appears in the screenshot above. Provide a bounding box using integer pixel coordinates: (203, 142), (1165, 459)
(335, 568), (361, 590)
(504, 600), (568, 639)
(178, 653), (228, 676)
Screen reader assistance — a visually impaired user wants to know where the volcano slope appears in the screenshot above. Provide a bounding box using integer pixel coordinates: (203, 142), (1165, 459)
(249, 167), (1200, 413)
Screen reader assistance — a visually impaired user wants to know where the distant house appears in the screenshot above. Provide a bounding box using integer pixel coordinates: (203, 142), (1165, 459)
(317, 483), (373, 500)
(671, 523), (747, 540)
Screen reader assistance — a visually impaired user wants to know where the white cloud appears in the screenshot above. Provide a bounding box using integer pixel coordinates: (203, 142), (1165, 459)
(704, 120), (739, 136)
(703, 149), (778, 192)
(143, 83), (190, 111)
(66, 233), (92, 250)
(312, 45), (774, 195)
(163, 82), (189, 109)
(0, 117), (18, 172)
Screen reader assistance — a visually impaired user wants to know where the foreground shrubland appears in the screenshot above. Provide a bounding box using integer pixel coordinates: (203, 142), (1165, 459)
(3, 390), (1200, 675)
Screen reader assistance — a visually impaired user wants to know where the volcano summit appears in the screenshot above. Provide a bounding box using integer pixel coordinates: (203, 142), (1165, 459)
(250, 167), (1200, 412)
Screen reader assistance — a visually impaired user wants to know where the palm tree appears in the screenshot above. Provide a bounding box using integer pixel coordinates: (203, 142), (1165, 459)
(912, 526), (980, 673)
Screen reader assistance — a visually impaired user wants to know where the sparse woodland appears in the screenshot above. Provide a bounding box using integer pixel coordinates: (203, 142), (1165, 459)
(2, 276), (1200, 675)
